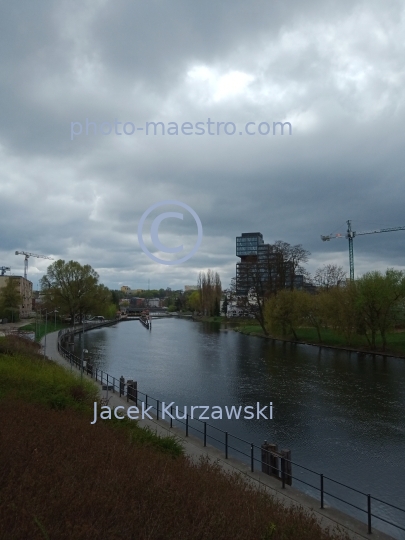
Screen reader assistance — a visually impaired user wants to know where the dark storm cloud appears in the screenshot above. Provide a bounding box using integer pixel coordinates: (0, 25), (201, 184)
(0, 0), (404, 288)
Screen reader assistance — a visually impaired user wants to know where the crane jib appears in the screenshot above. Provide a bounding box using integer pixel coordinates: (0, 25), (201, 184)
(320, 222), (405, 281)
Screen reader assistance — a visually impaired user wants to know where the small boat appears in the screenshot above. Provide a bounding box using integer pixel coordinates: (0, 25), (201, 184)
(139, 310), (151, 330)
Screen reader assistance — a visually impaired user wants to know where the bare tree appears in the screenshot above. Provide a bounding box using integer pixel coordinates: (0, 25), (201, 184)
(234, 241), (311, 334)
(313, 264), (346, 289)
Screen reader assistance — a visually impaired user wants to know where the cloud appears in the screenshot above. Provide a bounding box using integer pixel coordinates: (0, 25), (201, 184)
(1, 0), (405, 289)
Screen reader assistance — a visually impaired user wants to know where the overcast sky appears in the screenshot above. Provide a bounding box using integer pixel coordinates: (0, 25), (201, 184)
(1, 0), (404, 291)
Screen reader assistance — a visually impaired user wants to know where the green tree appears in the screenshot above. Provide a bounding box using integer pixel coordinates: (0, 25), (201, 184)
(356, 269), (405, 350)
(40, 260), (111, 322)
(187, 291), (201, 312)
(304, 292), (326, 343)
(265, 289), (307, 340)
(221, 296), (228, 315)
(0, 278), (22, 321)
(213, 297), (220, 316)
(321, 282), (359, 345)
(111, 290), (121, 308)
(197, 270), (222, 316)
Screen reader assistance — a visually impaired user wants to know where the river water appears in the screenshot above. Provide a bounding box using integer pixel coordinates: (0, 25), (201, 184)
(74, 318), (405, 538)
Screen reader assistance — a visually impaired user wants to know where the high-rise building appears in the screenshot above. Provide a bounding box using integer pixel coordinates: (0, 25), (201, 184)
(236, 233), (263, 295)
(235, 232), (300, 295)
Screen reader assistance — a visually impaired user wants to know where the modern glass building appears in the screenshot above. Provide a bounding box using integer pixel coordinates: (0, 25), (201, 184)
(236, 232), (264, 258)
(236, 233), (261, 295)
(235, 232), (300, 295)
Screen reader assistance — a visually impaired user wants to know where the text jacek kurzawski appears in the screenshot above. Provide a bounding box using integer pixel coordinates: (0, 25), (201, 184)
(91, 402), (273, 424)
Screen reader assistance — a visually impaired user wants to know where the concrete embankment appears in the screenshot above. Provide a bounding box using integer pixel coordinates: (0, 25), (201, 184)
(41, 330), (395, 540)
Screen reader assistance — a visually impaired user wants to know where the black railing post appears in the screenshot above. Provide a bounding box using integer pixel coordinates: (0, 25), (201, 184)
(170, 406), (173, 428)
(251, 444), (254, 472)
(225, 432), (228, 459)
(146, 395), (148, 409)
(113, 377), (115, 393)
(186, 414), (189, 436)
(204, 422), (207, 447)
(157, 400), (159, 421)
(95, 368), (97, 381)
(320, 474), (324, 509)
(367, 495), (372, 534)
(281, 457), (286, 488)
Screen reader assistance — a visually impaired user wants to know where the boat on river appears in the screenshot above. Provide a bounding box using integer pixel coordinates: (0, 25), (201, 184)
(139, 310), (151, 330)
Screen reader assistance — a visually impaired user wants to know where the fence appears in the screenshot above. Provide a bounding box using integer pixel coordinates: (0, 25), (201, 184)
(57, 329), (405, 539)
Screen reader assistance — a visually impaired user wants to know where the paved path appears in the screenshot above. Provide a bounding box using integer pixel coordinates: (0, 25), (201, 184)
(0, 318), (35, 336)
(41, 330), (395, 540)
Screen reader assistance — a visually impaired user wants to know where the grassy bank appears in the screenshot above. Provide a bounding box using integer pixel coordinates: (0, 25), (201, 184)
(236, 323), (405, 356)
(193, 315), (226, 322)
(0, 335), (350, 539)
(19, 320), (68, 341)
(193, 315), (255, 324)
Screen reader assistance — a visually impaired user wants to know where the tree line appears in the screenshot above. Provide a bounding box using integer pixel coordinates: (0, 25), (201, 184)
(264, 269), (405, 351)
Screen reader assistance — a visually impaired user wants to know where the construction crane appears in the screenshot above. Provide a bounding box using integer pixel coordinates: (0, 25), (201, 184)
(1, 266), (11, 276)
(15, 251), (54, 280)
(321, 220), (405, 281)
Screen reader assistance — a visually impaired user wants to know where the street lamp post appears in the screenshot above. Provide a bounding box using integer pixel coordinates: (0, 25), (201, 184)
(54, 309), (59, 330)
(44, 309), (48, 357)
(81, 348), (88, 381)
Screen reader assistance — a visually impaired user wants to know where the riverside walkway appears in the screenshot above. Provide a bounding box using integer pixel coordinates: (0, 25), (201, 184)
(41, 330), (395, 540)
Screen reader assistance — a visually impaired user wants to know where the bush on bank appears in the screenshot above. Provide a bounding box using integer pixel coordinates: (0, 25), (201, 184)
(264, 270), (405, 354)
(0, 336), (350, 540)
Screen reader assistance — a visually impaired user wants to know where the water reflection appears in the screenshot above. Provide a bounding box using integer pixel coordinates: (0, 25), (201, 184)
(74, 318), (405, 538)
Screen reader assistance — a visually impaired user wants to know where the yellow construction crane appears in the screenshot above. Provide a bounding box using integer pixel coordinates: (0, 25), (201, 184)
(15, 251), (54, 280)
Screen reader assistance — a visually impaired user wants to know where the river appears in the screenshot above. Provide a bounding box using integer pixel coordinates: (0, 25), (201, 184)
(74, 317), (405, 538)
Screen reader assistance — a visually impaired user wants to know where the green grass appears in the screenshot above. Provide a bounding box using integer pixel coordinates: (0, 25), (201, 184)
(19, 320), (69, 341)
(237, 324), (263, 334)
(0, 335), (184, 456)
(235, 322), (405, 356)
(296, 327), (405, 356)
(193, 315), (226, 322)
(0, 336), (98, 410)
(109, 416), (184, 457)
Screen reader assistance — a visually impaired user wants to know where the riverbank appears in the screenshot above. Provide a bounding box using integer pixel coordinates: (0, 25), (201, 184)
(0, 333), (372, 540)
(234, 324), (405, 359)
(58, 328), (401, 538)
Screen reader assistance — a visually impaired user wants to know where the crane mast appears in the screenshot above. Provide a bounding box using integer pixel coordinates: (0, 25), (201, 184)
(15, 251), (54, 280)
(321, 221), (405, 280)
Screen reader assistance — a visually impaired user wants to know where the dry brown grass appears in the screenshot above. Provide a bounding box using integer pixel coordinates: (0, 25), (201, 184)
(0, 334), (42, 357)
(0, 400), (350, 540)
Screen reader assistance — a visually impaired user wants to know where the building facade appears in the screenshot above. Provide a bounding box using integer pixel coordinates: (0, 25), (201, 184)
(121, 285), (131, 294)
(236, 232), (304, 296)
(0, 275), (33, 318)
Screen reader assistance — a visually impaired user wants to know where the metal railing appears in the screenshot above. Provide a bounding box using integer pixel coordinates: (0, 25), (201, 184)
(57, 330), (405, 538)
